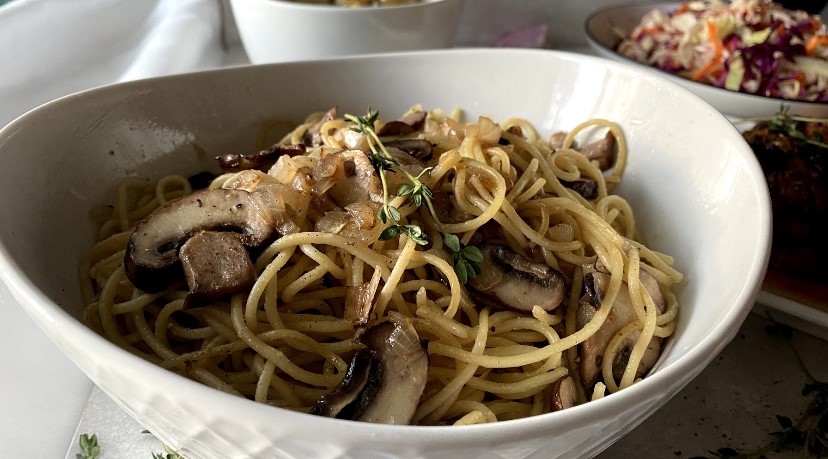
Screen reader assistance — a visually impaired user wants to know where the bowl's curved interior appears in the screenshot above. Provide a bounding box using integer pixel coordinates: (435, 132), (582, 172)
(584, 2), (828, 118)
(0, 49), (770, 458)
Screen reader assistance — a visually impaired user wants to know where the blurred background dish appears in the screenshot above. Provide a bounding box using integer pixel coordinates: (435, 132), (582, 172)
(585, 1), (828, 118)
(229, 0), (464, 63)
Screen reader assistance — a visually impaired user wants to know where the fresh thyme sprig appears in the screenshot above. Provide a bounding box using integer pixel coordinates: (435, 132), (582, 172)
(378, 223), (428, 245)
(346, 110), (402, 227)
(345, 109), (482, 283)
(151, 444), (185, 459)
(443, 233), (484, 284)
(397, 166), (435, 208)
(738, 105), (828, 150)
(76, 433), (100, 459)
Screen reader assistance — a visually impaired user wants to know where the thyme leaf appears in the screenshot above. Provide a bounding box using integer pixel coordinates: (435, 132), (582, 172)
(369, 152), (398, 173)
(379, 224), (429, 245)
(346, 108), (483, 283)
(443, 233), (461, 252)
(75, 433), (100, 459)
(738, 104), (828, 150)
(397, 180), (433, 208)
(152, 444), (185, 459)
(377, 204), (401, 224)
(444, 233), (483, 284)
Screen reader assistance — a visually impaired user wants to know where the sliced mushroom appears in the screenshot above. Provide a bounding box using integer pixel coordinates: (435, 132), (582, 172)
(217, 144), (305, 172)
(498, 125), (525, 146)
(376, 110), (426, 137)
(179, 230), (257, 303)
(550, 376), (578, 411)
(309, 313), (428, 425)
(561, 178), (598, 200)
(468, 245), (567, 313)
(577, 271), (665, 388)
(549, 131), (569, 151)
(578, 131), (616, 171)
(311, 149), (383, 208)
(308, 349), (380, 418)
(610, 329), (663, 382)
(355, 314), (429, 424)
(302, 106), (337, 147)
(124, 188), (274, 293)
(383, 147), (427, 193)
(383, 139), (433, 161)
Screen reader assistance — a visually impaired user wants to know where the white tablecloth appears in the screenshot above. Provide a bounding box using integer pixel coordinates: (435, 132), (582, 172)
(0, 1), (225, 456)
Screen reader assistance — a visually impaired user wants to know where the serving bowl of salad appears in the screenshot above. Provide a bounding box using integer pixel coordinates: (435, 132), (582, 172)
(585, 0), (828, 118)
(230, 0), (465, 63)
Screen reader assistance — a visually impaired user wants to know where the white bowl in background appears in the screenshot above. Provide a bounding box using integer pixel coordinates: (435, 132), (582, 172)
(229, 0), (465, 63)
(585, 2), (828, 119)
(0, 49), (770, 458)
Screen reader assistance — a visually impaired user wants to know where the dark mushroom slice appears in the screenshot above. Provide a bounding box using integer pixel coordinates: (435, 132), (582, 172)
(610, 329), (663, 383)
(309, 313), (429, 425)
(578, 131), (616, 171)
(549, 131), (570, 151)
(311, 149), (383, 208)
(376, 110), (426, 136)
(384, 147), (427, 193)
(384, 139), (433, 161)
(576, 271), (665, 388)
(354, 313), (429, 424)
(217, 144), (306, 172)
(179, 230), (257, 304)
(124, 188), (274, 293)
(468, 245), (567, 313)
(550, 376), (578, 411)
(561, 178), (598, 200)
(499, 125), (524, 145)
(302, 106), (338, 147)
(308, 349), (380, 418)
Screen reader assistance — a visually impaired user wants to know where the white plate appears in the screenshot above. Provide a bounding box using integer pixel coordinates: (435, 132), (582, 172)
(584, 2), (828, 118)
(729, 120), (828, 333)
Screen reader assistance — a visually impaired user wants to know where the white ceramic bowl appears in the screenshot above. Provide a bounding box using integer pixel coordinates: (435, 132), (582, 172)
(229, 0), (465, 63)
(585, 2), (828, 119)
(0, 49), (770, 458)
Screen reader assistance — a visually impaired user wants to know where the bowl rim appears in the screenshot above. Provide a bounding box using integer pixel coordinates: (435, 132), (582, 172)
(232, 0), (458, 12)
(0, 47), (772, 445)
(584, 0), (828, 109)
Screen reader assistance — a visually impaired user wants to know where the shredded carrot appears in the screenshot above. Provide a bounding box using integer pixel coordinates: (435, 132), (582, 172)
(805, 35), (828, 55)
(635, 26), (664, 38)
(693, 20), (724, 81)
(675, 1), (691, 14)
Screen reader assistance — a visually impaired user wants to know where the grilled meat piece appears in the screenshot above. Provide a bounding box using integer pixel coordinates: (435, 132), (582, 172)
(742, 122), (828, 279)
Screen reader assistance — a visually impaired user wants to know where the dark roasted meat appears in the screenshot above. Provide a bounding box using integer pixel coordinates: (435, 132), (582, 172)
(742, 122), (828, 279)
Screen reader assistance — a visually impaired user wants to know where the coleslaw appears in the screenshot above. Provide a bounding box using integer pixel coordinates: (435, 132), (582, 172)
(616, 0), (828, 101)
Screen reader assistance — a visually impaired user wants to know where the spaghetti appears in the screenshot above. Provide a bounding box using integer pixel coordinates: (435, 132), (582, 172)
(80, 106), (682, 425)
